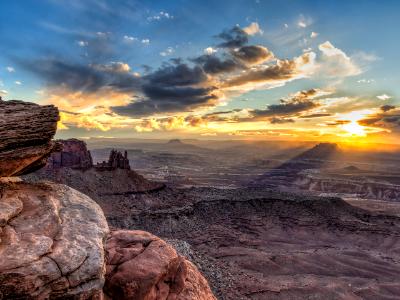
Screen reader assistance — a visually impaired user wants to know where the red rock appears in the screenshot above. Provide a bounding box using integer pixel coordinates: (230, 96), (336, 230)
(47, 138), (94, 169)
(0, 181), (109, 299)
(104, 230), (216, 300)
(96, 149), (130, 171)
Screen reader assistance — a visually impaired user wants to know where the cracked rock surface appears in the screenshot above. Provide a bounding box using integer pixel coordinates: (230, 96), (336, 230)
(104, 230), (216, 300)
(0, 181), (109, 299)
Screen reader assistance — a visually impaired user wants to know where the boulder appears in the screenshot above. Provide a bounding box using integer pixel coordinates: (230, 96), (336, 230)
(104, 230), (216, 300)
(0, 181), (109, 299)
(0, 100), (59, 177)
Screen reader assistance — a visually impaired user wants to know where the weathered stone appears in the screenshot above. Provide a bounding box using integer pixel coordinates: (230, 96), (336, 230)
(47, 139), (94, 169)
(0, 181), (109, 299)
(0, 100), (59, 177)
(104, 230), (216, 300)
(95, 150), (130, 171)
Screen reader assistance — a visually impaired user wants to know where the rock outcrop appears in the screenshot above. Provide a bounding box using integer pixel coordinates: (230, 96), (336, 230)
(0, 180), (109, 299)
(104, 230), (216, 300)
(0, 100), (59, 177)
(48, 139), (94, 169)
(0, 99), (108, 299)
(96, 150), (130, 171)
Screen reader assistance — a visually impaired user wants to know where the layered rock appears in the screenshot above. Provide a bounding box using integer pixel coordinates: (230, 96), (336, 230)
(104, 230), (216, 300)
(0, 181), (109, 299)
(294, 169), (400, 201)
(0, 100), (59, 177)
(48, 139), (94, 169)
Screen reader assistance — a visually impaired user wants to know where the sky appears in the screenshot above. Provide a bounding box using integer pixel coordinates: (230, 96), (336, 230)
(0, 0), (399, 143)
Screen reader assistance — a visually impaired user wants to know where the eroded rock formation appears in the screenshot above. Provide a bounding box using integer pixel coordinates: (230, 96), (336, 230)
(0, 100), (59, 177)
(96, 150), (130, 171)
(48, 139), (94, 169)
(0, 180), (109, 299)
(104, 230), (216, 300)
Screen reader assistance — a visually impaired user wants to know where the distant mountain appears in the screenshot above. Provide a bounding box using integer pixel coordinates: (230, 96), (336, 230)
(251, 143), (340, 188)
(167, 139), (184, 144)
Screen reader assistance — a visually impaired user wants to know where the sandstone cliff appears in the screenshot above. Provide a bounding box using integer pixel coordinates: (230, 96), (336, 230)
(48, 138), (94, 169)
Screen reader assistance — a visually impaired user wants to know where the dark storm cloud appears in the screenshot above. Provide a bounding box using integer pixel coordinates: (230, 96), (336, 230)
(111, 63), (218, 117)
(112, 91), (217, 117)
(232, 45), (274, 64)
(216, 26), (249, 48)
(19, 59), (141, 93)
(381, 105), (396, 112)
(145, 63), (208, 86)
(192, 55), (242, 74)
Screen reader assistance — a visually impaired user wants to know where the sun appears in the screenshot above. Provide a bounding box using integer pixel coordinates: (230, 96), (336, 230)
(342, 121), (366, 136)
(339, 109), (373, 137)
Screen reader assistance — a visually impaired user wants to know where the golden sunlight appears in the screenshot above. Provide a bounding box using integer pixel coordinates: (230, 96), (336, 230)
(339, 109), (374, 137)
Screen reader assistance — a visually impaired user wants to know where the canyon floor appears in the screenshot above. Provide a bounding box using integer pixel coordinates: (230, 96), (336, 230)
(25, 139), (400, 299)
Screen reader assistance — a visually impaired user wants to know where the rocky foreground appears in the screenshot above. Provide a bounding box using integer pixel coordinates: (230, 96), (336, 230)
(0, 99), (215, 300)
(106, 188), (400, 300)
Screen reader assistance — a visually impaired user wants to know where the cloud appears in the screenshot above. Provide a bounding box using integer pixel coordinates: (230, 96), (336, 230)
(299, 113), (332, 118)
(123, 35), (138, 43)
(6, 66), (15, 72)
(0, 90), (8, 95)
(357, 78), (375, 84)
(243, 22), (263, 35)
(77, 40), (88, 47)
(193, 55), (242, 74)
(204, 47), (217, 55)
(160, 47), (175, 56)
(358, 108), (400, 132)
(231, 45), (274, 65)
(381, 105), (396, 112)
(15, 81), (22, 85)
(224, 52), (316, 88)
(325, 120), (351, 126)
(377, 94), (391, 100)
(20, 59), (141, 95)
(141, 39), (150, 44)
(298, 21), (307, 28)
(317, 41), (361, 77)
(297, 15), (312, 28)
(112, 63), (218, 117)
(251, 89), (321, 119)
(310, 32), (319, 38)
(17, 23), (371, 129)
(147, 11), (174, 22)
(269, 117), (295, 124)
(216, 26), (249, 48)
